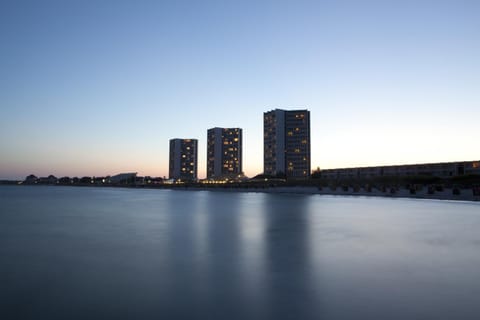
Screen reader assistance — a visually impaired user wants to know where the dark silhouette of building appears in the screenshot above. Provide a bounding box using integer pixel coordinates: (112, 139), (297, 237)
(80, 176), (92, 184)
(58, 176), (72, 184)
(109, 173), (137, 185)
(36, 175), (57, 184)
(24, 174), (38, 184)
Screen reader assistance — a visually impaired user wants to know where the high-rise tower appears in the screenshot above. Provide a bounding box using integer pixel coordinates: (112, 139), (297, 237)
(207, 127), (242, 178)
(264, 109), (310, 178)
(169, 138), (198, 181)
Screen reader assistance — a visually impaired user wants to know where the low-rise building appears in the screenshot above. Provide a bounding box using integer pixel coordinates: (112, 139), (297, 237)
(109, 173), (137, 184)
(320, 161), (480, 180)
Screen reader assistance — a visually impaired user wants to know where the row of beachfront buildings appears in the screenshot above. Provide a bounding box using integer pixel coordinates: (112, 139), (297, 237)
(169, 108), (311, 181)
(170, 108), (480, 182)
(321, 161), (480, 180)
(18, 106), (477, 184)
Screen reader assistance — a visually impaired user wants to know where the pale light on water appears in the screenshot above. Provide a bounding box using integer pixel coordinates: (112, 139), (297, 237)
(1, 186), (480, 319)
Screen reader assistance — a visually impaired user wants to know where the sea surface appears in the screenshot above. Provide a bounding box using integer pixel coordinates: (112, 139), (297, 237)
(1, 185), (480, 320)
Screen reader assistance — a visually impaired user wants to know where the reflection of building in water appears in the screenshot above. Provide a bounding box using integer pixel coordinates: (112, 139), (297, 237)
(207, 127), (243, 179)
(321, 161), (480, 179)
(264, 109), (311, 179)
(262, 195), (313, 319)
(169, 138), (198, 181)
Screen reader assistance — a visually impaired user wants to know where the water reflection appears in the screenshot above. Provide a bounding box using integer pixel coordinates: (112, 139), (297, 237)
(2, 187), (480, 320)
(160, 191), (318, 319)
(236, 193), (268, 317)
(305, 196), (480, 320)
(162, 191), (265, 318)
(262, 194), (318, 319)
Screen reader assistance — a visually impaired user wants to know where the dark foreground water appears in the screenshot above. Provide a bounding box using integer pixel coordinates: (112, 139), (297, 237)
(1, 186), (480, 320)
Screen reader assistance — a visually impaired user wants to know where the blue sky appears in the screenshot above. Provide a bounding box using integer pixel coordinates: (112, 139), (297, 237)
(1, 0), (479, 179)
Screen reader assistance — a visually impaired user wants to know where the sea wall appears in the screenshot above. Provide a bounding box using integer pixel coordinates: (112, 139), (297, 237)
(187, 185), (480, 202)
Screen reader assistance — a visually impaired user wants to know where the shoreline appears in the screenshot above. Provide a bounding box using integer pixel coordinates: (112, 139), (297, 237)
(3, 184), (480, 202)
(176, 185), (480, 202)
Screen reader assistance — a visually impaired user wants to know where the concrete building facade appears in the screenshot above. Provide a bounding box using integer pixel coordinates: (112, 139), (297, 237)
(207, 127), (242, 179)
(264, 109), (311, 178)
(169, 138), (198, 181)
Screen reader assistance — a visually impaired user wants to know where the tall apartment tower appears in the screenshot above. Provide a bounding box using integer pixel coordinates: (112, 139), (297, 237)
(169, 138), (198, 181)
(264, 109), (311, 178)
(207, 127), (242, 178)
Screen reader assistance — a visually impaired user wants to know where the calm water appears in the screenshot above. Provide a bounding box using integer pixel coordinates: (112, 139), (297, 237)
(1, 186), (480, 319)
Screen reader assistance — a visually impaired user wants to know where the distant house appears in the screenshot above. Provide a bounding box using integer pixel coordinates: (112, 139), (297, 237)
(24, 174), (38, 184)
(80, 176), (92, 184)
(93, 177), (106, 185)
(58, 177), (71, 184)
(37, 175), (58, 184)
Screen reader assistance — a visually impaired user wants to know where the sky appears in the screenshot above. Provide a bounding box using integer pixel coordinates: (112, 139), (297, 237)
(1, 0), (479, 180)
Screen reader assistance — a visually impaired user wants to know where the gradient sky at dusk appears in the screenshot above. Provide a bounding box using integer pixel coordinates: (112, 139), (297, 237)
(1, 0), (479, 179)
